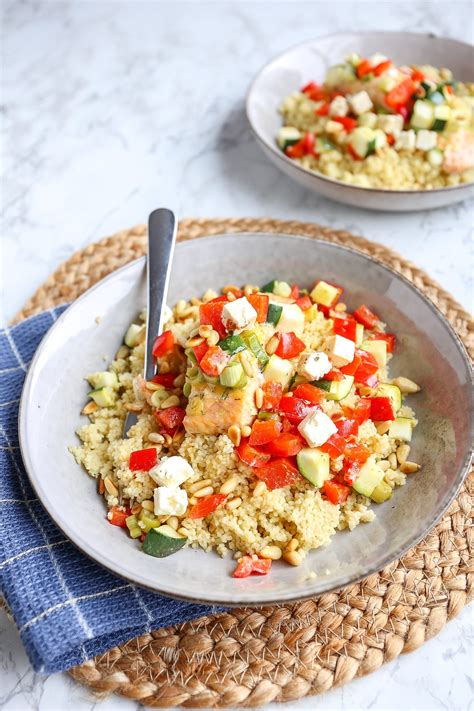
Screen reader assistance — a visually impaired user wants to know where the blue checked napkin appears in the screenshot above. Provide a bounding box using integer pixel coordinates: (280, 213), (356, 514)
(0, 306), (219, 673)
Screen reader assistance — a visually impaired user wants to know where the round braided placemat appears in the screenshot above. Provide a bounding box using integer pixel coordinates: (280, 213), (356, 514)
(15, 218), (473, 708)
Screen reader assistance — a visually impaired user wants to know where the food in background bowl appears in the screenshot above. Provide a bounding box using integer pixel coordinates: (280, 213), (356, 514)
(71, 277), (421, 578)
(277, 52), (474, 190)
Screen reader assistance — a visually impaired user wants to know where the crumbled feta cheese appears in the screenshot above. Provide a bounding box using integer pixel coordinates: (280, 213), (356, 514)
(348, 90), (373, 115)
(329, 95), (349, 117)
(297, 351), (332, 381)
(377, 114), (404, 137)
(154, 486), (188, 516)
(222, 297), (257, 330)
(298, 410), (338, 448)
(395, 130), (416, 152)
(325, 120), (344, 134)
(323, 334), (355, 367)
(149, 456), (194, 488)
(416, 129), (438, 151)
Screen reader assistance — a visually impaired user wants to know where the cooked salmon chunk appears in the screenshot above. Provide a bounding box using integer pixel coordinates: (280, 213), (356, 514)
(183, 379), (259, 435)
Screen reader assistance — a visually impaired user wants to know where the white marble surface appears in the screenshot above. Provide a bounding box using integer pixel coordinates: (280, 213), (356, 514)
(1, 0), (473, 709)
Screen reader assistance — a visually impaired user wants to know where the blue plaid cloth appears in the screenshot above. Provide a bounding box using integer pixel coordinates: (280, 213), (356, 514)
(0, 306), (219, 673)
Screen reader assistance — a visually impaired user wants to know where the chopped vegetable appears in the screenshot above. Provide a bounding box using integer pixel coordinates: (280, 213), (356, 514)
(199, 301), (227, 338)
(236, 440), (271, 468)
(152, 373), (177, 388)
(370, 331), (396, 353)
(292, 382), (325, 405)
(249, 419), (282, 446)
(279, 396), (316, 424)
(322, 480), (350, 505)
(232, 556), (272, 578)
(129, 448), (158, 471)
(155, 406), (185, 430)
(199, 345), (229, 377)
(142, 525), (187, 558)
(218, 334), (247, 356)
(152, 330), (174, 358)
(274, 332), (306, 359)
(247, 294), (269, 323)
(188, 493), (227, 519)
(266, 432), (304, 457)
(261, 381), (283, 411)
(353, 305), (379, 329)
(255, 457), (301, 490)
(108, 506), (131, 528)
(333, 316), (357, 342)
(363, 396), (395, 421)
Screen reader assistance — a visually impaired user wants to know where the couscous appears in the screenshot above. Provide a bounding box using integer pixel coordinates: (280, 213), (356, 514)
(277, 53), (474, 190)
(71, 278), (421, 577)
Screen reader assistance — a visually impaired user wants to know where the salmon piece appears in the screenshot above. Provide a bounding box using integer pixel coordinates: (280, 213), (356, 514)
(183, 380), (258, 435)
(441, 130), (474, 174)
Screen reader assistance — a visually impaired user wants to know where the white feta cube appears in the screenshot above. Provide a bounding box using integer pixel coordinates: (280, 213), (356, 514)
(149, 456), (195, 488)
(222, 297), (257, 330)
(369, 53), (388, 66)
(273, 302), (305, 336)
(297, 351), (332, 381)
(153, 486), (188, 516)
(348, 90), (373, 115)
(323, 334), (355, 367)
(377, 114), (404, 137)
(298, 410), (338, 448)
(416, 129), (438, 151)
(395, 130), (416, 152)
(329, 95), (349, 117)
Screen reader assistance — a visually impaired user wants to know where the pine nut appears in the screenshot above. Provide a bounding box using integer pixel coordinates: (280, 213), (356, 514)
(125, 402), (143, 412)
(136, 326), (146, 344)
(228, 425), (242, 447)
(190, 297), (201, 306)
(173, 373), (185, 388)
(285, 538), (299, 552)
(166, 516), (179, 530)
(202, 289), (218, 302)
(379, 460), (391, 471)
(189, 496), (198, 505)
(260, 545), (282, 560)
(396, 444), (411, 464)
(173, 430), (185, 447)
(392, 377), (421, 394)
(183, 382), (192, 398)
(198, 324), (212, 338)
(219, 476), (239, 495)
(244, 284), (254, 297)
(400, 461), (421, 474)
(194, 485), (214, 498)
(226, 291), (236, 302)
(148, 432), (165, 444)
(388, 453), (398, 469)
(178, 527), (189, 538)
(176, 299), (187, 314)
(141, 499), (154, 511)
(223, 284), (240, 294)
(82, 401), (98, 415)
(281, 391), (293, 398)
(255, 387), (264, 409)
(266, 335), (279, 355)
(98, 478), (105, 494)
(189, 479), (212, 494)
(239, 351), (253, 376)
(283, 551), (302, 566)
(207, 330), (220, 346)
(226, 496), (242, 510)
(159, 361), (170, 374)
(131, 503), (142, 515)
(145, 381), (162, 391)
(241, 425), (252, 438)
(116, 345), (130, 359)
(253, 481), (267, 497)
(161, 395), (180, 409)
(376, 421), (391, 435)
(151, 390), (167, 408)
(187, 336), (205, 348)
(334, 302), (347, 312)
(104, 478), (118, 497)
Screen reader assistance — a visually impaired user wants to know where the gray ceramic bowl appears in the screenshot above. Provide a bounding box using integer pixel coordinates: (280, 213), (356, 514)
(246, 32), (474, 211)
(19, 233), (472, 605)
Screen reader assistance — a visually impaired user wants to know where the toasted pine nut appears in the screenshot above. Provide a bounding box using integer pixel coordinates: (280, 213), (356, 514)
(159, 361), (170, 374)
(166, 516), (179, 530)
(285, 538), (299, 552)
(388, 453), (398, 469)
(131, 503), (142, 515)
(396, 444), (410, 464)
(228, 424), (242, 447)
(194, 485), (214, 498)
(226, 496), (242, 510)
(116, 344), (130, 359)
(334, 302), (347, 312)
(198, 324), (212, 338)
(104, 478), (118, 497)
(177, 527), (189, 538)
(145, 381), (162, 391)
(219, 476), (239, 495)
(82, 401), (98, 415)
(283, 551), (302, 566)
(173, 373), (185, 388)
(239, 351), (253, 376)
(244, 284), (254, 296)
(266, 335), (279, 355)
(161, 395), (180, 409)
(148, 432), (165, 444)
(260, 545), (282, 560)
(187, 336), (205, 348)
(281, 391), (293, 398)
(400, 461), (421, 474)
(226, 291), (236, 302)
(376, 421), (391, 435)
(379, 460), (391, 471)
(241, 425), (252, 438)
(202, 289), (218, 302)
(392, 377), (421, 394)
(223, 284), (240, 294)
(98, 478), (105, 494)
(176, 299), (187, 313)
(173, 430), (185, 446)
(255, 387), (264, 409)
(189, 478), (212, 494)
(141, 499), (154, 511)
(190, 297), (201, 306)
(125, 402), (143, 412)
(136, 325), (146, 344)
(150, 390), (166, 408)
(207, 330), (220, 346)
(253, 481), (267, 497)
(163, 433), (173, 447)
(189, 496), (198, 505)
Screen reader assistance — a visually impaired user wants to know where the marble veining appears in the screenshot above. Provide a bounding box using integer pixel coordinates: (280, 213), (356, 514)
(1, 1), (472, 709)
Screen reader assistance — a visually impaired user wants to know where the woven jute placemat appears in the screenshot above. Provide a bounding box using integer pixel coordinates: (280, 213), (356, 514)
(15, 218), (473, 708)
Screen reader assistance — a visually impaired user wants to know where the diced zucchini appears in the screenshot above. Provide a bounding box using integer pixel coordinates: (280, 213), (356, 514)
(297, 448), (330, 488)
(274, 303), (305, 335)
(421, 79), (437, 95)
(373, 129), (387, 150)
(126, 514), (142, 539)
(358, 112), (378, 129)
(273, 281), (292, 298)
(361, 339), (387, 369)
(388, 417), (413, 442)
(218, 334), (246, 356)
(139, 508), (161, 533)
(353, 458), (384, 497)
(427, 148), (444, 166)
(429, 91), (445, 105)
(233, 371), (248, 390)
(378, 75), (397, 92)
(88, 387), (117, 407)
(87, 371), (119, 390)
(313, 374), (354, 401)
(370, 481), (393, 504)
(263, 354), (293, 388)
(261, 280), (277, 293)
(375, 383), (402, 413)
(355, 323), (364, 346)
(310, 280), (340, 307)
(316, 136), (336, 152)
(241, 330), (269, 367)
(277, 127), (302, 150)
(257, 410), (279, 421)
(410, 100), (434, 130)
(350, 127), (376, 159)
(432, 104), (451, 131)
(266, 303), (283, 326)
(124, 323), (143, 348)
(142, 525), (187, 558)
(185, 347), (198, 365)
(219, 361), (244, 388)
(325, 63), (356, 87)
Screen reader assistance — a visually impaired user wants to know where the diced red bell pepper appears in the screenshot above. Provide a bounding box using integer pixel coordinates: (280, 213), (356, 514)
(261, 381), (283, 411)
(339, 352), (362, 376)
(386, 133), (396, 146)
(290, 284), (300, 300)
(292, 383), (325, 405)
(322, 480), (350, 505)
(348, 142), (363, 160)
(411, 69), (424, 82)
(199, 301), (227, 338)
(301, 81), (325, 101)
(385, 78), (416, 111)
(353, 304), (379, 329)
(333, 316), (357, 342)
(320, 433), (346, 459)
(199, 345), (229, 377)
(129, 448), (158, 471)
(151, 373), (177, 388)
(370, 331), (396, 353)
(108, 506), (132, 528)
(285, 140), (305, 159)
(155, 406), (185, 430)
(336, 418), (358, 438)
(373, 60), (392, 76)
(247, 293), (269, 323)
(232, 555), (272, 578)
(266, 432), (304, 457)
(275, 332), (306, 359)
(302, 132), (316, 154)
(255, 457), (301, 490)
(364, 396), (395, 421)
(333, 116), (357, 132)
(344, 441), (371, 464)
(324, 369), (344, 382)
(249, 419), (282, 446)
(188, 493), (227, 519)
(342, 460), (360, 486)
(315, 101), (330, 116)
(343, 398), (372, 425)
(296, 294), (312, 311)
(356, 58), (373, 78)
(279, 396), (316, 424)
(353, 349), (379, 385)
(236, 440), (271, 468)
(281, 417), (296, 433)
(152, 330), (174, 358)
(192, 341), (209, 363)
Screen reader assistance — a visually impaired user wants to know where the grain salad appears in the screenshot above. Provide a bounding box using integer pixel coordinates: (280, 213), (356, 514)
(277, 53), (474, 190)
(70, 278), (421, 578)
